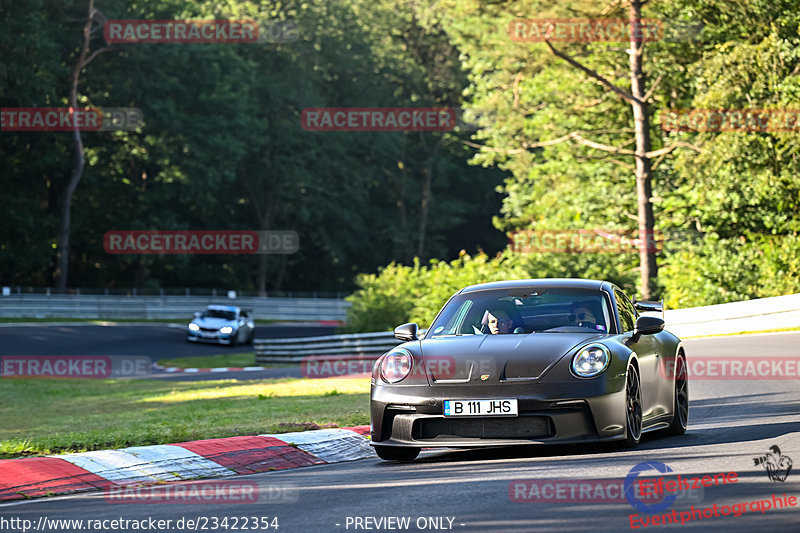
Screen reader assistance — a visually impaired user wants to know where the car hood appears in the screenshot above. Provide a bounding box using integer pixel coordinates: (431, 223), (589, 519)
(191, 317), (236, 328)
(419, 333), (605, 382)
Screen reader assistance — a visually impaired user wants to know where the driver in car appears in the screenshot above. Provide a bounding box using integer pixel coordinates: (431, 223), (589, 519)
(570, 303), (597, 328)
(487, 309), (513, 334)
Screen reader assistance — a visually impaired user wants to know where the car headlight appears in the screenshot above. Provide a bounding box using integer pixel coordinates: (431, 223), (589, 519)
(380, 349), (413, 383)
(219, 326), (234, 334)
(188, 323), (200, 331)
(572, 344), (610, 377)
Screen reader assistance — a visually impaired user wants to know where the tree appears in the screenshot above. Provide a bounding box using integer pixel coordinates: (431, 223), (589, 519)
(55, 0), (112, 291)
(539, 0), (700, 299)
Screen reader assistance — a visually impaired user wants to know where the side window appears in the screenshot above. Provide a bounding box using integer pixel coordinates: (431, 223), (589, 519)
(615, 289), (636, 332)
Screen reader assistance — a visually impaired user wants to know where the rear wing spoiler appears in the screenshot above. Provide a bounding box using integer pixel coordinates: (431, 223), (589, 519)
(633, 299), (664, 320)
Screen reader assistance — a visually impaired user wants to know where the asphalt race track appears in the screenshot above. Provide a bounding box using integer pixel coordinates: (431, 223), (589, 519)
(0, 323), (334, 381)
(0, 323), (336, 358)
(1, 332), (798, 532)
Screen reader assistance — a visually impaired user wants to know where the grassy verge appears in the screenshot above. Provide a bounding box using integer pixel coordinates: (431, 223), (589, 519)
(0, 377), (369, 459)
(157, 353), (260, 368)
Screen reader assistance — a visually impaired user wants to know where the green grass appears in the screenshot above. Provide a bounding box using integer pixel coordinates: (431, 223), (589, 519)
(0, 377), (369, 459)
(157, 353), (260, 368)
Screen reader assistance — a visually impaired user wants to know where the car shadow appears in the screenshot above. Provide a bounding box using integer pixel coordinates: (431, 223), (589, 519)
(396, 391), (798, 465)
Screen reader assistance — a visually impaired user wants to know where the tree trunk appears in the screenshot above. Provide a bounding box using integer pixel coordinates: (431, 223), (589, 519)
(257, 253), (268, 296)
(416, 134), (443, 258)
(256, 208), (273, 297)
(55, 0), (95, 293)
(628, 0), (658, 299)
(543, 1), (661, 299)
(242, 157), (277, 297)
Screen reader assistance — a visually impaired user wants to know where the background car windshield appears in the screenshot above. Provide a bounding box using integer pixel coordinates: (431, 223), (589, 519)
(428, 288), (611, 336)
(204, 309), (236, 320)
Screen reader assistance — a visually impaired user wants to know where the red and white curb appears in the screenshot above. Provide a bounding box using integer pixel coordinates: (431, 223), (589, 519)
(0, 426), (372, 501)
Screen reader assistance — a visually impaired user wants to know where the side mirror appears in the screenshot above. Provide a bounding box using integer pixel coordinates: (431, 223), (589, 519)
(634, 316), (665, 336)
(194, 312), (201, 318)
(394, 322), (419, 342)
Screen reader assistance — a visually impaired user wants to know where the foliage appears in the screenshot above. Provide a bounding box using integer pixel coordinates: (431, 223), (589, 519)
(345, 0), (800, 328)
(344, 248), (640, 331)
(2, 0), (799, 314)
(0, 0), (507, 291)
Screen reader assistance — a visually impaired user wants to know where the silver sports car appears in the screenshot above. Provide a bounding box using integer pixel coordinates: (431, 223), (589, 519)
(186, 304), (255, 346)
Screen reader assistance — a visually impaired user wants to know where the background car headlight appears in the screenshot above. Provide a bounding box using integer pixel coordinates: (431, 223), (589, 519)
(188, 323), (200, 331)
(380, 350), (413, 383)
(219, 326), (234, 334)
(572, 344), (610, 377)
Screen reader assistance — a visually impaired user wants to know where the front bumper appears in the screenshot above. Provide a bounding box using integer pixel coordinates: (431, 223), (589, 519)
(370, 379), (627, 448)
(186, 331), (234, 344)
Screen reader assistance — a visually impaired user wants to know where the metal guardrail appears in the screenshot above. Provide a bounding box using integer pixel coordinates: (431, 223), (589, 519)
(0, 294), (349, 321)
(2, 286), (344, 298)
(664, 293), (800, 338)
(254, 331), (401, 363)
(253, 292), (800, 363)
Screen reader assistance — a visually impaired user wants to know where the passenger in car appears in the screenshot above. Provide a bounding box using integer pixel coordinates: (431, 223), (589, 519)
(570, 302), (597, 327)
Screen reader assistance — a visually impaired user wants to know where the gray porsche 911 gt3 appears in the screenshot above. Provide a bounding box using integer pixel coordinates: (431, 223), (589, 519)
(369, 279), (688, 461)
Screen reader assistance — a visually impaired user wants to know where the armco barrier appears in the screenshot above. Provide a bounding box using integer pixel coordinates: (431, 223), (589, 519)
(255, 331), (402, 364)
(0, 294), (349, 321)
(253, 293), (800, 363)
(663, 293), (800, 338)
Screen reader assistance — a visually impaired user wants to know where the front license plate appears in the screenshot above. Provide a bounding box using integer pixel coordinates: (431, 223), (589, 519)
(443, 399), (518, 417)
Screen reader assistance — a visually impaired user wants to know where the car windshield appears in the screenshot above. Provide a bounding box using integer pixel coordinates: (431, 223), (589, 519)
(427, 287), (612, 336)
(203, 309), (236, 320)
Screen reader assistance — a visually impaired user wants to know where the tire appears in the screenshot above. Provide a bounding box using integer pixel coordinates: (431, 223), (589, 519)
(623, 363), (643, 448)
(665, 354), (689, 435)
(374, 445), (420, 462)
(231, 331), (239, 347)
(247, 329), (255, 345)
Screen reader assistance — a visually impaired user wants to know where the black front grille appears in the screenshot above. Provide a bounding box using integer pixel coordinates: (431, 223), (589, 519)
(200, 327), (217, 332)
(413, 416), (553, 440)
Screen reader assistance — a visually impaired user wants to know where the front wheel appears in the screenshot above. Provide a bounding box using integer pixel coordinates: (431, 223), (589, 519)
(623, 363), (643, 448)
(665, 354), (689, 435)
(374, 445), (420, 462)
